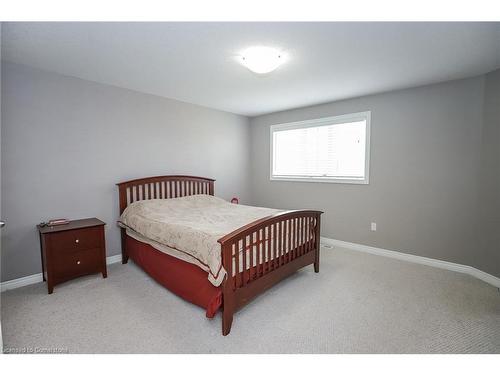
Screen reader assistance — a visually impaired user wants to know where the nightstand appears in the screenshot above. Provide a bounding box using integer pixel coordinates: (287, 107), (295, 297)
(37, 218), (107, 294)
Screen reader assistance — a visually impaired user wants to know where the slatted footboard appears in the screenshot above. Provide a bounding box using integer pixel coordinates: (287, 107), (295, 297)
(218, 210), (322, 335)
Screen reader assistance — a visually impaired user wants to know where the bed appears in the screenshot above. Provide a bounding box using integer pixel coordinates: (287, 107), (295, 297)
(117, 175), (323, 335)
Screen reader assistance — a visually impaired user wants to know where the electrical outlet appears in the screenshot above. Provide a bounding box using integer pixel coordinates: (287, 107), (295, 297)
(371, 222), (377, 231)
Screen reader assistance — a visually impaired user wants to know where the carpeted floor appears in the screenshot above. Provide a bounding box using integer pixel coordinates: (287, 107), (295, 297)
(1, 246), (500, 354)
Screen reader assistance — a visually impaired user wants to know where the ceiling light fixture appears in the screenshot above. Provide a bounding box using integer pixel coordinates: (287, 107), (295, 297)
(239, 46), (286, 74)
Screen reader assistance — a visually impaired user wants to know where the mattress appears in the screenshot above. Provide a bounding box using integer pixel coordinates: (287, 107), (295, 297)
(119, 194), (280, 286)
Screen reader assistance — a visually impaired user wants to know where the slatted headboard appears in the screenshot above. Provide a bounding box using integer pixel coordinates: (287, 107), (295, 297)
(116, 175), (215, 214)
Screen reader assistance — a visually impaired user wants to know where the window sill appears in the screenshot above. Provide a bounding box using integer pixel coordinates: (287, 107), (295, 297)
(270, 176), (369, 185)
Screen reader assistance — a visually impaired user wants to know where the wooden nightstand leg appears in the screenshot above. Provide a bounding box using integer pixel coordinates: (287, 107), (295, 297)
(39, 233), (46, 281)
(100, 227), (108, 278)
(48, 283), (54, 294)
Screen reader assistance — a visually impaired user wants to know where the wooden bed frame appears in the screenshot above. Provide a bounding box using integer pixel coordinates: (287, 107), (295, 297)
(117, 175), (323, 335)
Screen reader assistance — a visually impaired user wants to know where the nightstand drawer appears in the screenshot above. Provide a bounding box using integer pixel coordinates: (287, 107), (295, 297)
(51, 226), (102, 253)
(52, 248), (103, 281)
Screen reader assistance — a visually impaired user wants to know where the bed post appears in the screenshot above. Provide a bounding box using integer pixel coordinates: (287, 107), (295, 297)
(118, 184), (129, 264)
(208, 180), (214, 196)
(221, 242), (234, 336)
(120, 228), (129, 264)
(222, 285), (234, 336)
(314, 214), (321, 273)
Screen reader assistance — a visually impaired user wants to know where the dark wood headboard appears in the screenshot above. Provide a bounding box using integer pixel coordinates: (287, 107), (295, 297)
(116, 175), (215, 214)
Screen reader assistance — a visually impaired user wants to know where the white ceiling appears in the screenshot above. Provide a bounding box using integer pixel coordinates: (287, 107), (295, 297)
(2, 22), (500, 116)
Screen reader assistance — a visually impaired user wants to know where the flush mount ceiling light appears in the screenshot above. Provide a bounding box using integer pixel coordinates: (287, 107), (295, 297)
(239, 46), (286, 74)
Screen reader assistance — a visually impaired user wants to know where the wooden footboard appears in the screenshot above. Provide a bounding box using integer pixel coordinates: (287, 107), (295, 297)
(218, 210), (322, 336)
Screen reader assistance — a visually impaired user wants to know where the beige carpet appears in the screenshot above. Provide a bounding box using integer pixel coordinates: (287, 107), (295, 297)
(2, 246), (500, 353)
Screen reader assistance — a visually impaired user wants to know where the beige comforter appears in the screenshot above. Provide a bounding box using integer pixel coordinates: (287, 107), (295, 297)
(118, 195), (280, 286)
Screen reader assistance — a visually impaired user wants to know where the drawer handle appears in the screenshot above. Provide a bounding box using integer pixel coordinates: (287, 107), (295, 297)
(76, 261), (81, 265)
(75, 239), (79, 244)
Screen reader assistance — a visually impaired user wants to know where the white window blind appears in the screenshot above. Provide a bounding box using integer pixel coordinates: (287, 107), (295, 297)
(270, 112), (370, 184)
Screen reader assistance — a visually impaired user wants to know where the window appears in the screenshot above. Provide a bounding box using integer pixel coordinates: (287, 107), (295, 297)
(270, 111), (371, 184)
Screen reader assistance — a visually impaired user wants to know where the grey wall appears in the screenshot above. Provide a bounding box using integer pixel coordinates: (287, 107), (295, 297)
(1, 62), (251, 281)
(250, 77), (493, 274)
(477, 69), (500, 277)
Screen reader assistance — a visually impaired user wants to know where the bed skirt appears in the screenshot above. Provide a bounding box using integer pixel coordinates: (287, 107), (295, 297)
(126, 235), (222, 318)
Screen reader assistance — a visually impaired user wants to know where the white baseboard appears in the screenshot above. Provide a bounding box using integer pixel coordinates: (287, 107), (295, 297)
(1, 254), (123, 292)
(0, 273), (44, 293)
(321, 237), (500, 289)
(106, 254), (122, 265)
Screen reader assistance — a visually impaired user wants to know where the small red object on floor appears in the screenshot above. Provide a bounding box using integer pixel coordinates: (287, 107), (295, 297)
(231, 197), (239, 204)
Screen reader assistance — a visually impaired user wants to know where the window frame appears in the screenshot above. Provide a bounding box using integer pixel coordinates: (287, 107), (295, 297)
(269, 111), (371, 184)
